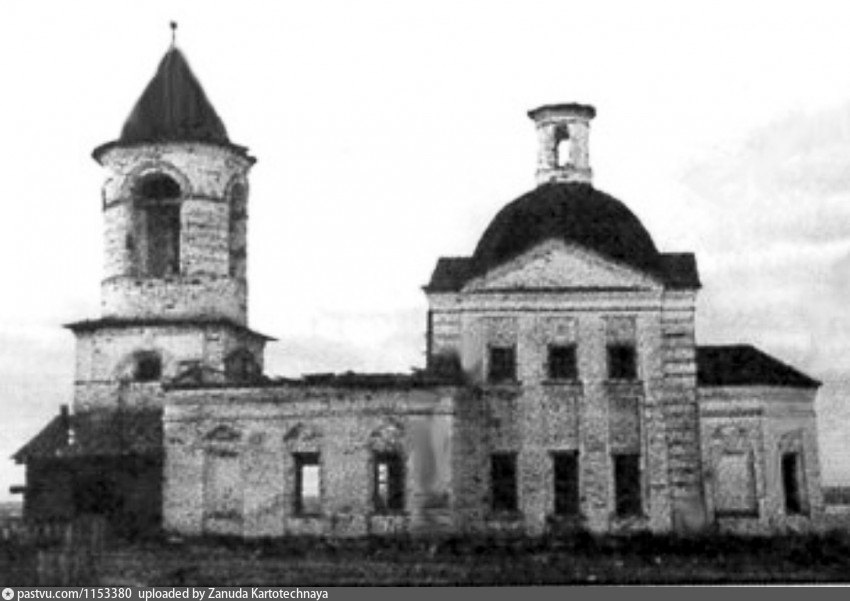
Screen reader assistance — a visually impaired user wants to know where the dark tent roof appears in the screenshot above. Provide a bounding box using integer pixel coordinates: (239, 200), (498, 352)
(93, 46), (251, 161)
(696, 345), (820, 389)
(13, 408), (162, 464)
(472, 182), (662, 277)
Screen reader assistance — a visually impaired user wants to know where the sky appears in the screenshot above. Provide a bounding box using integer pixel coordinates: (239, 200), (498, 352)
(2, 0), (850, 499)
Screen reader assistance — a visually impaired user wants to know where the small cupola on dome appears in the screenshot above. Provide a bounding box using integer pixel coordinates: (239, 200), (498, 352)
(528, 103), (596, 186)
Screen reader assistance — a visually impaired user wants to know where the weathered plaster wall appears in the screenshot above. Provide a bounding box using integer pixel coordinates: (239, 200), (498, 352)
(72, 324), (266, 411)
(98, 142), (252, 324)
(428, 280), (676, 534)
(164, 387), (458, 538)
(699, 386), (823, 533)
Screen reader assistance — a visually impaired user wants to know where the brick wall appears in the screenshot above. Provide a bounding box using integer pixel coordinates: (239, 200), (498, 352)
(98, 142), (252, 324)
(72, 324), (266, 411)
(164, 386), (458, 538)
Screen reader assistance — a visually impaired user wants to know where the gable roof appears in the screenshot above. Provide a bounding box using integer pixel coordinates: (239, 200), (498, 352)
(696, 345), (821, 389)
(13, 408), (162, 464)
(424, 251), (700, 292)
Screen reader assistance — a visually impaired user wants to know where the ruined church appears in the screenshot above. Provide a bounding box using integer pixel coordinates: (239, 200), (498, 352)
(13, 40), (825, 537)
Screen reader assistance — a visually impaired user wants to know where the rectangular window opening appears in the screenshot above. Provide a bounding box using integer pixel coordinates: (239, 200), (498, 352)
(613, 453), (642, 517)
(553, 451), (580, 517)
(488, 346), (517, 384)
(294, 453), (321, 516)
(548, 345), (578, 381)
(374, 452), (405, 513)
(491, 453), (518, 512)
(608, 344), (637, 381)
(782, 452), (803, 515)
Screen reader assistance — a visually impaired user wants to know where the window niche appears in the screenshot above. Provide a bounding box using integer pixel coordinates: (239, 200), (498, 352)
(228, 182), (248, 279)
(714, 451), (758, 516)
(224, 348), (260, 383)
(133, 173), (182, 278)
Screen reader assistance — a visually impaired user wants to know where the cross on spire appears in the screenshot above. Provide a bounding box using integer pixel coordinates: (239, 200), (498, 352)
(170, 21), (178, 47)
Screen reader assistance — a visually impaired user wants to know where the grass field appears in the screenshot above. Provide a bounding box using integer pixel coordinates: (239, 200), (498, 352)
(90, 531), (850, 586)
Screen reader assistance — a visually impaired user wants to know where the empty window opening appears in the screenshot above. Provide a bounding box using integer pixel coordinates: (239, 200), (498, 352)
(608, 344), (637, 381)
(613, 453), (642, 517)
(135, 173), (181, 277)
(294, 453), (321, 515)
(553, 451), (580, 517)
(134, 352), (162, 382)
(224, 348), (260, 383)
(491, 453), (518, 512)
(782, 452), (804, 515)
(138, 174), (181, 200)
(548, 345), (578, 380)
(488, 346), (517, 384)
(373, 452), (405, 513)
(556, 136), (572, 168)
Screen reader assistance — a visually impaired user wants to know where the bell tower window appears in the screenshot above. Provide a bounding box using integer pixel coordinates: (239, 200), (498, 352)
(133, 173), (182, 277)
(133, 351), (162, 382)
(555, 125), (571, 168)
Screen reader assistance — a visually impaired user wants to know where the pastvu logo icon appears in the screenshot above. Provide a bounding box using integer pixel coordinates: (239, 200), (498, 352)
(2, 588), (14, 601)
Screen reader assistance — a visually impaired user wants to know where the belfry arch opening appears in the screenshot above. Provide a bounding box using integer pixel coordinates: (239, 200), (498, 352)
(133, 173), (182, 277)
(555, 126), (571, 168)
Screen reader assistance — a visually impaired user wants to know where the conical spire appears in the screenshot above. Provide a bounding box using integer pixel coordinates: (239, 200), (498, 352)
(117, 45), (230, 146)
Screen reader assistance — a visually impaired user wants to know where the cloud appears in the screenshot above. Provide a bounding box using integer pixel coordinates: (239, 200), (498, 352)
(683, 101), (850, 247)
(682, 102), (850, 483)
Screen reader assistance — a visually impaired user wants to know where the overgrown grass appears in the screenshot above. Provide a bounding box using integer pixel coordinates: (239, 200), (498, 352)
(92, 529), (850, 585)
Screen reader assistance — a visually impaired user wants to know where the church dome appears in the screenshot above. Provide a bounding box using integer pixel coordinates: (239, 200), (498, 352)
(471, 182), (660, 276)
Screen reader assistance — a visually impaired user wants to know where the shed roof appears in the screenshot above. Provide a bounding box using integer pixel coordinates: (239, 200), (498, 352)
(13, 408), (162, 464)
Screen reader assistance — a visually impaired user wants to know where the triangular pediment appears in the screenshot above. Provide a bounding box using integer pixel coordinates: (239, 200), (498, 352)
(463, 240), (662, 292)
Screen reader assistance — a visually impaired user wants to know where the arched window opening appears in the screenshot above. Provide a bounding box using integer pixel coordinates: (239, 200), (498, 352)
(556, 130), (572, 168)
(138, 174), (181, 201)
(134, 173), (182, 277)
(134, 351), (162, 382)
(224, 348), (260, 383)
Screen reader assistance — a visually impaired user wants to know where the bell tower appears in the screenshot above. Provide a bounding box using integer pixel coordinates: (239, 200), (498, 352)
(528, 103), (595, 186)
(68, 37), (271, 411)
